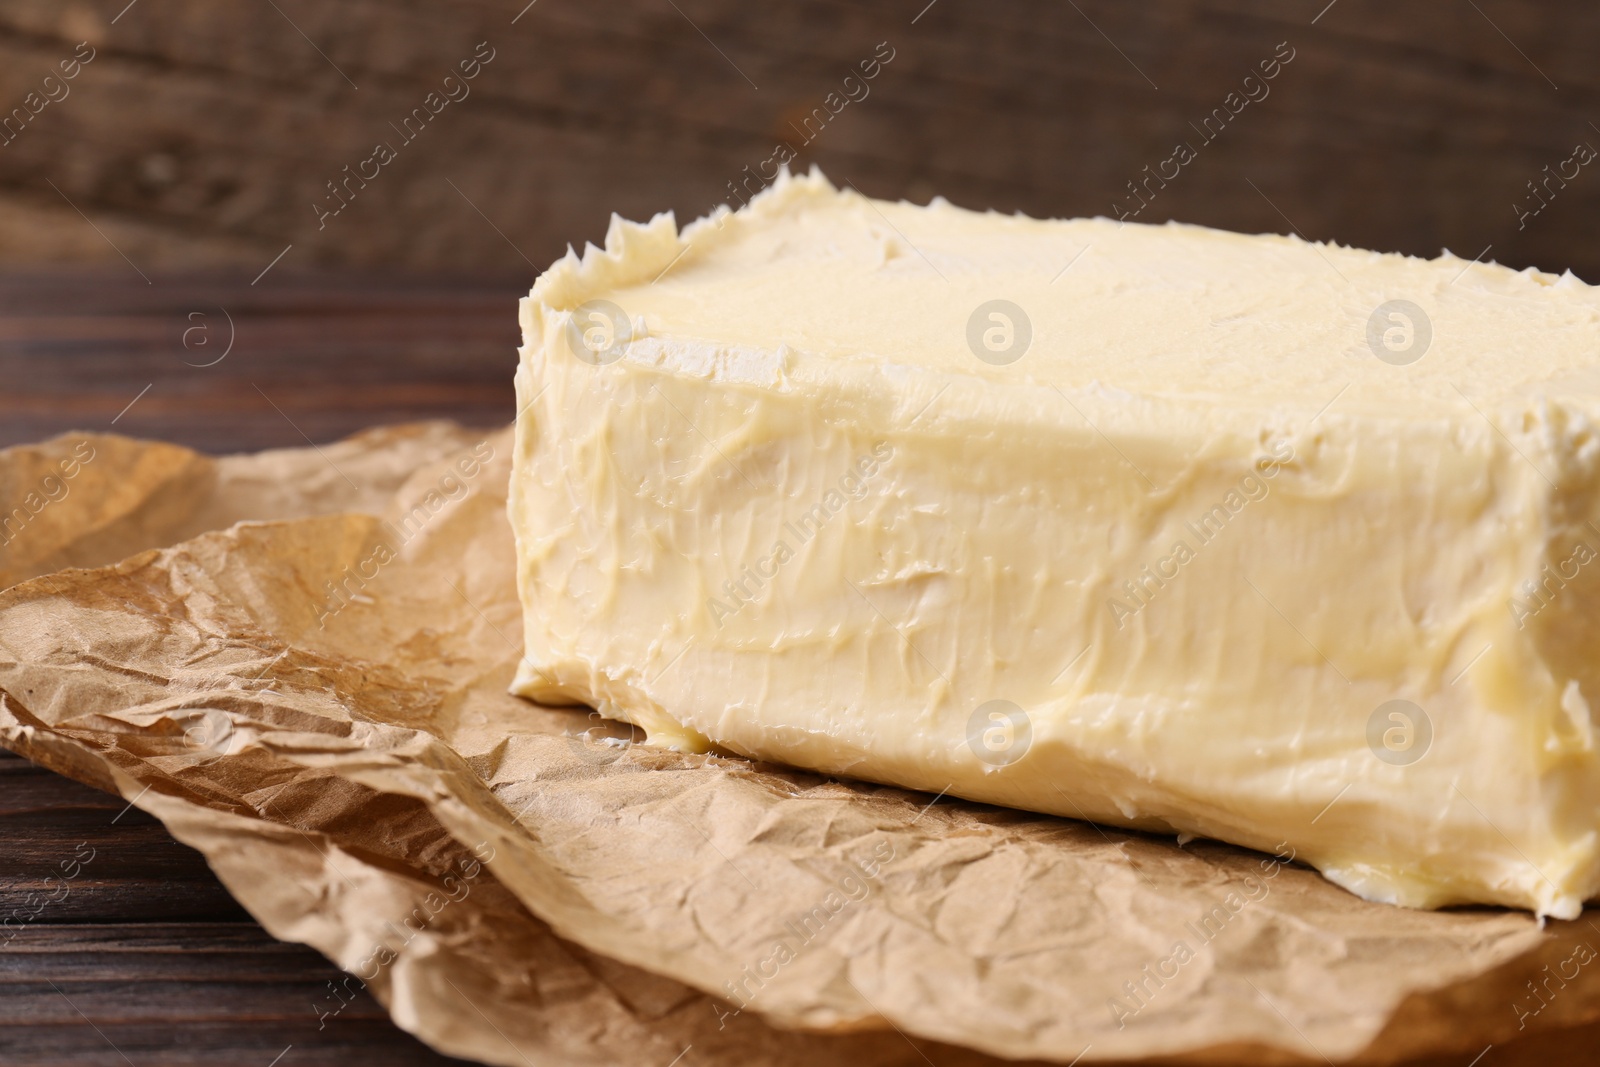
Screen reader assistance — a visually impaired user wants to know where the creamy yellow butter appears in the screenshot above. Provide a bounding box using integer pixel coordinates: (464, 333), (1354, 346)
(510, 169), (1600, 916)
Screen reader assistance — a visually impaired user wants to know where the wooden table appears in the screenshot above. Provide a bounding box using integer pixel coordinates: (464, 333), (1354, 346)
(0, 271), (526, 1066)
(0, 750), (470, 1066)
(4, 271), (1600, 1066)
(0, 269), (525, 455)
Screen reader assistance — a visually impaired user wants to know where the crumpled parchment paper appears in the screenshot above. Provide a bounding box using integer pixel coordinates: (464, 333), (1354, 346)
(0, 421), (483, 590)
(2, 425), (1598, 1066)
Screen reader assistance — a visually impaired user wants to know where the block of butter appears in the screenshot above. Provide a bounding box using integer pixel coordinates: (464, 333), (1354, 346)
(510, 169), (1600, 917)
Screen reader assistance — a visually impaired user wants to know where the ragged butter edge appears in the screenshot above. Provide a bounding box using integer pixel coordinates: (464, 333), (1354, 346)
(526, 165), (1578, 316)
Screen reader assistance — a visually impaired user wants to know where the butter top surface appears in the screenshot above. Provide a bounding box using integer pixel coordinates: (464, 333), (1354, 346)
(529, 170), (1600, 418)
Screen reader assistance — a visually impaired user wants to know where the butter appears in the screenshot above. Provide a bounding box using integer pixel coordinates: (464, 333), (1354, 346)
(509, 169), (1600, 917)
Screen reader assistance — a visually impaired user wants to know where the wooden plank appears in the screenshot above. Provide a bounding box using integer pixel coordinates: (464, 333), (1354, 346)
(0, 1), (1596, 280)
(0, 752), (250, 925)
(0, 751), (465, 1064)
(0, 271), (522, 452)
(2, 979), (392, 1025)
(4, 920), (345, 959)
(0, 1021), (467, 1067)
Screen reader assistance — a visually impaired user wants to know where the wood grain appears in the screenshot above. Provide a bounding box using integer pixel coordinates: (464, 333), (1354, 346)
(0, 270), (523, 453)
(0, 2), (1595, 280)
(0, 754), (247, 923)
(0, 750), (467, 1067)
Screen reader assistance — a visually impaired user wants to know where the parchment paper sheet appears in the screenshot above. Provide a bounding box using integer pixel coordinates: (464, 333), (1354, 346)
(0, 421), (484, 590)
(2, 426), (1599, 1066)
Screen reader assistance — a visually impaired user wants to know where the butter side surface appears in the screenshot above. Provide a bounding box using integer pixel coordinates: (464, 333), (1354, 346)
(508, 169), (1600, 917)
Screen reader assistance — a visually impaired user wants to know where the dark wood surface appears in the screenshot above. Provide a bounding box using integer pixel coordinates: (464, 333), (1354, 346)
(0, 269), (525, 455)
(1, 2), (1600, 282)
(0, 748), (469, 1067)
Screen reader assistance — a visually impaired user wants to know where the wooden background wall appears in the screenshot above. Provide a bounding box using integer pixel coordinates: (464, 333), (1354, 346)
(0, 1), (1595, 280)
